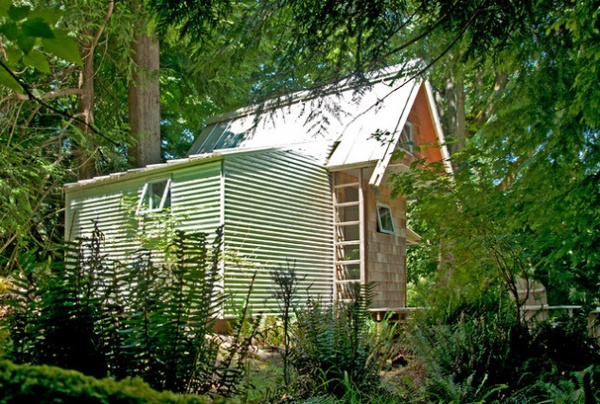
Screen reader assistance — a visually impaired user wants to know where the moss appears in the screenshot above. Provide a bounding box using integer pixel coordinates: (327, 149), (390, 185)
(0, 360), (213, 403)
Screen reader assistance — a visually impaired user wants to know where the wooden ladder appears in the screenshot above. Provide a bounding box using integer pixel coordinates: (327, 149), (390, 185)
(332, 170), (366, 301)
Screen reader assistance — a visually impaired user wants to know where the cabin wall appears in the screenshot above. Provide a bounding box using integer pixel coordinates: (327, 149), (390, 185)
(170, 162), (223, 235)
(388, 86), (445, 170)
(365, 182), (407, 309)
(65, 161), (223, 264)
(223, 150), (334, 314)
(66, 178), (144, 263)
(334, 170), (407, 309)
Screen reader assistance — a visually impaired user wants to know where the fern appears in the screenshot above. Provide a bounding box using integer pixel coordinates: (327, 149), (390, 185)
(4, 224), (253, 397)
(289, 282), (398, 399)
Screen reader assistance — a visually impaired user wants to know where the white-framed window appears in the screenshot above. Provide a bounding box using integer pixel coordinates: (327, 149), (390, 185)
(138, 178), (171, 213)
(376, 203), (396, 235)
(397, 121), (414, 152)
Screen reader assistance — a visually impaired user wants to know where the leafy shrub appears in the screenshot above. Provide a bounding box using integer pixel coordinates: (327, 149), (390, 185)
(289, 284), (398, 400)
(0, 359), (211, 403)
(532, 314), (600, 373)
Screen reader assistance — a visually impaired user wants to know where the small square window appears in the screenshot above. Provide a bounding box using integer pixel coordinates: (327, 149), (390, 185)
(138, 179), (171, 212)
(376, 204), (396, 235)
(397, 121), (414, 152)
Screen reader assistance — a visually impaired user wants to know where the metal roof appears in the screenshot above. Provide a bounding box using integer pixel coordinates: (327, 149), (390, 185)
(67, 65), (450, 190)
(187, 69), (424, 173)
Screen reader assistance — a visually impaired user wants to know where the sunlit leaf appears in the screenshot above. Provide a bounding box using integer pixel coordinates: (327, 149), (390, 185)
(0, 66), (24, 93)
(41, 29), (82, 66)
(4, 46), (22, 69)
(0, 0), (10, 17)
(23, 49), (50, 73)
(28, 7), (63, 26)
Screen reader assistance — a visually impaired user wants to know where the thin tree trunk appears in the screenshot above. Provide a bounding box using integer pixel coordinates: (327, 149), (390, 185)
(76, 37), (95, 179)
(75, 1), (114, 180)
(455, 74), (466, 152)
(445, 77), (457, 150)
(129, 22), (161, 168)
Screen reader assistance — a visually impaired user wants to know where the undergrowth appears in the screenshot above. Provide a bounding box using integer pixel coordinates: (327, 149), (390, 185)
(3, 224), (257, 397)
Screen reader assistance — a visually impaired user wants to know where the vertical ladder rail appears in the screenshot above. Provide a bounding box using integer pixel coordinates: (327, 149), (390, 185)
(332, 172), (339, 301)
(358, 168), (366, 286)
(333, 170), (365, 301)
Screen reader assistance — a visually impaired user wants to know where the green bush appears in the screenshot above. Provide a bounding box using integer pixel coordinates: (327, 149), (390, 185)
(0, 359), (211, 403)
(408, 290), (600, 402)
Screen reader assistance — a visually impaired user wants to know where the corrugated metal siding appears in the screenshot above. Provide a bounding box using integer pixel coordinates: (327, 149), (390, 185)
(65, 161), (224, 264)
(171, 162), (223, 235)
(223, 150), (334, 314)
(66, 152), (335, 315)
(66, 178), (147, 263)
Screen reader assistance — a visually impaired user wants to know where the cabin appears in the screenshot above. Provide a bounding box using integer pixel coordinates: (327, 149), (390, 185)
(64, 67), (451, 315)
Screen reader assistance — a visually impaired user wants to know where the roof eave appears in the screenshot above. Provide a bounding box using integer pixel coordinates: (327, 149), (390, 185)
(326, 160), (378, 172)
(424, 80), (454, 176)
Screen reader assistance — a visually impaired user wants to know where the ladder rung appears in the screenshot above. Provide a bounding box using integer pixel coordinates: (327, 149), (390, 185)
(334, 182), (360, 189)
(335, 240), (360, 246)
(335, 260), (361, 266)
(334, 220), (360, 226)
(334, 201), (359, 207)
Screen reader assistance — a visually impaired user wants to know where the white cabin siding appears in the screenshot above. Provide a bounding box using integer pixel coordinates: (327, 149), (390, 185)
(223, 150), (334, 313)
(65, 161), (224, 263)
(66, 178), (146, 263)
(170, 161), (223, 235)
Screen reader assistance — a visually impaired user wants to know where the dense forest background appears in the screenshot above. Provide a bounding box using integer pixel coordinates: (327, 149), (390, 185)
(0, 0), (599, 402)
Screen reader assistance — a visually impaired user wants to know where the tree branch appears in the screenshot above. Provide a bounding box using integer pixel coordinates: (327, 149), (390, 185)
(13, 88), (83, 101)
(0, 59), (120, 146)
(91, 1), (115, 50)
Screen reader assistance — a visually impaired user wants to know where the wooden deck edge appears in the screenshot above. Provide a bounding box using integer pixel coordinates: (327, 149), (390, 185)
(368, 307), (426, 321)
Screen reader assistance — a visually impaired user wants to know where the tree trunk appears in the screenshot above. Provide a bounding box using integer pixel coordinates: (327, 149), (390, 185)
(445, 72), (467, 156)
(128, 24), (161, 168)
(455, 74), (466, 152)
(76, 37), (96, 180)
(445, 77), (457, 149)
(75, 2), (114, 180)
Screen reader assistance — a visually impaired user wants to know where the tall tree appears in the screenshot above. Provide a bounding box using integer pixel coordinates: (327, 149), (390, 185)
(397, 1), (600, 306)
(128, 5), (161, 168)
(75, 0), (115, 179)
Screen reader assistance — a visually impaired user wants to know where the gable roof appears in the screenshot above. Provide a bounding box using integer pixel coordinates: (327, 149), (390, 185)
(187, 65), (451, 184)
(66, 65), (451, 190)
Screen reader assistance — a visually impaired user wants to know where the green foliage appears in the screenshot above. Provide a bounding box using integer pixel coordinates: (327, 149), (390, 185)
(289, 283), (398, 400)
(0, 359), (211, 403)
(4, 225), (253, 397)
(409, 292), (520, 402)
(0, 1), (81, 91)
(269, 261), (304, 387)
(407, 291), (600, 402)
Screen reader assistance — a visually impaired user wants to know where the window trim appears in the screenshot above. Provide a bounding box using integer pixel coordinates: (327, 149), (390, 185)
(137, 178), (172, 213)
(397, 121), (414, 153)
(376, 203), (396, 235)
